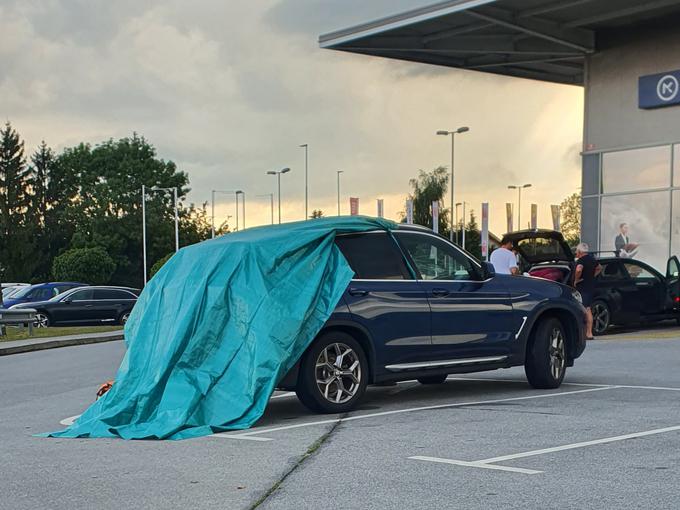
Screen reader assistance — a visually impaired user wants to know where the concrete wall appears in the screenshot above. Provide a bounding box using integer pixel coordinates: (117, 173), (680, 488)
(584, 23), (680, 152)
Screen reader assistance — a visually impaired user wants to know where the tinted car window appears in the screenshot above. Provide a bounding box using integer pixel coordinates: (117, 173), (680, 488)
(335, 233), (411, 280)
(94, 289), (137, 300)
(68, 289), (94, 301)
(396, 232), (478, 281)
(35, 288), (55, 300)
(623, 263), (657, 282)
(599, 261), (625, 280)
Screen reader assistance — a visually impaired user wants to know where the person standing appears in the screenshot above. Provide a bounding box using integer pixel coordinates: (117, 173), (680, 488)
(574, 242), (601, 339)
(490, 236), (519, 275)
(614, 222), (638, 258)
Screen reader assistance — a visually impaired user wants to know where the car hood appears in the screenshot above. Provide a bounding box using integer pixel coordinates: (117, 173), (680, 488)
(10, 300), (52, 309)
(504, 229), (574, 264)
(1, 297), (26, 309)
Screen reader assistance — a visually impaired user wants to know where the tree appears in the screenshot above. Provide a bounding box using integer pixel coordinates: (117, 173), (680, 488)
(150, 253), (174, 278)
(52, 247), (116, 285)
(310, 209), (324, 219)
(464, 210), (482, 259)
(0, 122), (37, 280)
(560, 192), (581, 247)
(29, 141), (56, 279)
(407, 166), (450, 237)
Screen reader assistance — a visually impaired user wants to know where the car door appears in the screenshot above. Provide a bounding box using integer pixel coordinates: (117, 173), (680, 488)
(394, 230), (515, 360)
(334, 232), (433, 371)
(622, 261), (666, 316)
(93, 289), (137, 322)
(665, 256), (680, 311)
(595, 261), (639, 321)
(61, 288), (97, 323)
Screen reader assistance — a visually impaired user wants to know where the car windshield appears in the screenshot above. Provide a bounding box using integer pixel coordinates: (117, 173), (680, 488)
(9, 286), (36, 299)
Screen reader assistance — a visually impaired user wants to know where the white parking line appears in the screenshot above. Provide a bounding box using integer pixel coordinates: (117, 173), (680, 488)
(213, 386), (616, 441)
(449, 376), (680, 392)
(410, 424), (680, 474)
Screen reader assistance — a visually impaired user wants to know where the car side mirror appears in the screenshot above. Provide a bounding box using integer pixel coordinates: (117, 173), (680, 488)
(62, 297), (72, 304)
(481, 261), (495, 280)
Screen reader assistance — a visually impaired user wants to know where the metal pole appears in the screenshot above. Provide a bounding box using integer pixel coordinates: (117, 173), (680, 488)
(277, 173), (282, 224)
(269, 194), (274, 224)
(302, 144), (308, 219)
(450, 134), (455, 242)
(517, 188), (522, 229)
(242, 192), (246, 229)
(337, 172), (341, 216)
(455, 203), (459, 245)
(211, 190), (215, 238)
(462, 202), (466, 249)
(173, 187), (179, 252)
(235, 194), (239, 231)
(142, 185), (147, 284)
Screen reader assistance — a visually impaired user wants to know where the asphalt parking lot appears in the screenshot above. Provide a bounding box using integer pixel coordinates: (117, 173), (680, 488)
(2, 329), (679, 510)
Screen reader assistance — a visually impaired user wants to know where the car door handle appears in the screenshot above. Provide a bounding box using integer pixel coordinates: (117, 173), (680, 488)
(348, 288), (368, 297)
(431, 288), (450, 297)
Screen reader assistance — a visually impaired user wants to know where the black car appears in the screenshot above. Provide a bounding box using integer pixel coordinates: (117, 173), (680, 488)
(277, 225), (586, 413)
(11, 286), (140, 327)
(507, 230), (680, 335)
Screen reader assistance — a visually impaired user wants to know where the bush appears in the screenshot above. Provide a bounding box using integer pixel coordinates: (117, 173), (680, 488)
(150, 253), (174, 278)
(52, 247), (116, 285)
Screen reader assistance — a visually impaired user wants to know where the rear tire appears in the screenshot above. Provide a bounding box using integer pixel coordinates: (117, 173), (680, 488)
(591, 300), (610, 335)
(525, 317), (567, 389)
(118, 311), (131, 325)
(296, 331), (368, 413)
(417, 374), (448, 385)
(34, 312), (51, 328)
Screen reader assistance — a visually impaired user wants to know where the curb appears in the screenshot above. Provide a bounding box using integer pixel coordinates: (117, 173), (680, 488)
(0, 331), (124, 356)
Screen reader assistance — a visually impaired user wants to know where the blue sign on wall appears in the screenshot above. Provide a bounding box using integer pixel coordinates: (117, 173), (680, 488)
(639, 70), (680, 109)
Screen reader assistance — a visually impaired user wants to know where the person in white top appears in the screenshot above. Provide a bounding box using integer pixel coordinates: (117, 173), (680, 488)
(490, 236), (519, 275)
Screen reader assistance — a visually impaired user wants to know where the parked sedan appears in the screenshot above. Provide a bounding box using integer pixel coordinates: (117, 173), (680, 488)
(11, 286), (140, 327)
(1, 282), (86, 309)
(507, 229), (680, 335)
(276, 225), (586, 413)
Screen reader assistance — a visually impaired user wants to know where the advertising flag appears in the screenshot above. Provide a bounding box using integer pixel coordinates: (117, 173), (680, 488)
(481, 202), (489, 261)
(376, 199), (384, 218)
(551, 205), (561, 231)
(506, 203), (513, 232)
(432, 201), (439, 233)
(350, 197), (359, 216)
(531, 203), (538, 230)
(406, 200), (413, 224)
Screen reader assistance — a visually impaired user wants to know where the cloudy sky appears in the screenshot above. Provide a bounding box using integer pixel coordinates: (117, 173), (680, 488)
(1, 0), (583, 235)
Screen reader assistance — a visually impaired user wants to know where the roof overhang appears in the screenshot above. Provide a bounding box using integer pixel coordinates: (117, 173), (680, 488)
(320, 0), (680, 85)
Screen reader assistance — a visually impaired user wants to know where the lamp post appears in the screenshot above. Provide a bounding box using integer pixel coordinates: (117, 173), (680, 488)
(337, 170), (343, 215)
(508, 183), (532, 229)
(257, 193), (274, 224)
(299, 144), (308, 219)
(456, 201), (469, 249)
(236, 190), (245, 229)
(266, 168), (291, 224)
(142, 185), (179, 284)
(211, 190), (242, 237)
(437, 126), (470, 242)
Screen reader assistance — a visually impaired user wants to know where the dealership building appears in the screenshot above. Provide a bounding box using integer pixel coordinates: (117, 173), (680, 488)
(321, 0), (680, 270)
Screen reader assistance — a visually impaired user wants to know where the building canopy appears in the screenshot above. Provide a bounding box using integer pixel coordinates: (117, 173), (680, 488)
(320, 0), (680, 85)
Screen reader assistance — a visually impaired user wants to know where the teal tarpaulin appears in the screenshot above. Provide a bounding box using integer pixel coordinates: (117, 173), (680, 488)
(42, 216), (395, 440)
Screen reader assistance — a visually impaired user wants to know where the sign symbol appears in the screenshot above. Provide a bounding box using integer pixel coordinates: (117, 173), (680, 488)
(657, 75), (679, 102)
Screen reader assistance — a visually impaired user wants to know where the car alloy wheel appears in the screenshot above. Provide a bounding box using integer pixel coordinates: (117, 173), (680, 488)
(120, 312), (130, 325)
(591, 301), (610, 335)
(34, 313), (50, 328)
(315, 342), (362, 404)
(548, 327), (566, 380)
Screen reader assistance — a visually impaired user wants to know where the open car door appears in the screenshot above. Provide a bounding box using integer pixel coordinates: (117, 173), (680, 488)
(666, 256), (680, 308)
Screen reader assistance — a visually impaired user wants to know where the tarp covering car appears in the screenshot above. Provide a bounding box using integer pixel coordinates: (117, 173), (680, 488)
(42, 216), (395, 440)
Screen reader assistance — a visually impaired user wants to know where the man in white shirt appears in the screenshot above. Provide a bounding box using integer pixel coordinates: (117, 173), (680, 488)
(490, 236), (519, 275)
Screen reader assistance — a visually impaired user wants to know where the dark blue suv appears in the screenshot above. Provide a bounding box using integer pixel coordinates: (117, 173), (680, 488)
(279, 225), (586, 413)
(1, 282), (87, 309)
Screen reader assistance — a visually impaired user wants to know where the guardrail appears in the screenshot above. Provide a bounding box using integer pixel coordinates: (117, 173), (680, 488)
(0, 308), (37, 337)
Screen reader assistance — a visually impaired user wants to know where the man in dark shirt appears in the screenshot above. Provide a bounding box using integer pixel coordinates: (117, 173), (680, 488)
(574, 242), (601, 339)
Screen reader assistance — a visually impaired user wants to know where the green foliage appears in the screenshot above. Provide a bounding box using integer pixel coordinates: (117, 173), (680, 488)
(52, 247), (116, 285)
(463, 211), (482, 259)
(407, 166), (450, 237)
(310, 209), (324, 219)
(150, 253), (174, 278)
(560, 192), (581, 247)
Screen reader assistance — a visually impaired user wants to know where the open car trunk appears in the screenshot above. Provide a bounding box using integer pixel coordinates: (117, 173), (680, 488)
(504, 230), (575, 285)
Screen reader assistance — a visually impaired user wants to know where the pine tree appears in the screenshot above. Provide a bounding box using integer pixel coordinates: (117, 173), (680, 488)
(31, 141), (54, 224)
(0, 122), (36, 280)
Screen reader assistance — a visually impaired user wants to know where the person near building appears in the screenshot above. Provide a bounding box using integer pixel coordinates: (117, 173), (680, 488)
(574, 242), (602, 339)
(490, 236), (519, 275)
(614, 222), (639, 258)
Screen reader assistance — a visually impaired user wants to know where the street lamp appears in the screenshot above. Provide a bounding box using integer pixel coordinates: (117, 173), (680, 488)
(256, 193), (275, 224)
(437, 126), (470, 242)
(211, 189), (242, 237)
(299, 144), (308, 220)
(456, 201), (469, 249)
(141, 185), (179, 284)
(336, 170), (344, 216)
(266, 167), (291, 224)
(508, 183), (532, 229)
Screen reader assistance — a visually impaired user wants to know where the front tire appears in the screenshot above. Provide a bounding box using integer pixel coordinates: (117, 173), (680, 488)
(119, 311), (131, 325)
(34, 312), (51, 328)
(591, 300), (610, 335)
(296, 331), (368, 413)
(525, 317), (567, 389)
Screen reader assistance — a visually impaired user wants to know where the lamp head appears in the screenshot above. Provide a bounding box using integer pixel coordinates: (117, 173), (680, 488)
(266, 171), (277, 175)
(281, 167), (291, 174)
(523, 183), (532, 188)
(436, 130), (449, 136)
(457, 126), (470, 133)
(508, 185), (518, 190)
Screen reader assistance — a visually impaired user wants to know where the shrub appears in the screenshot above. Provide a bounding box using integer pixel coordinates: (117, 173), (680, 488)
(150, 253), (174, 278)
(52, 247), (116, 285)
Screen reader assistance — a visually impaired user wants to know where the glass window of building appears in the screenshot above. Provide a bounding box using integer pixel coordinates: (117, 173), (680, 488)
(602, 145), (671, 194)
(674, 144), (680, 187)
(600, 191), (670, 271)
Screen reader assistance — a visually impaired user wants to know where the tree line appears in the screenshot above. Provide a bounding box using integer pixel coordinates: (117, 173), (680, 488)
(0, 122), (213, 288)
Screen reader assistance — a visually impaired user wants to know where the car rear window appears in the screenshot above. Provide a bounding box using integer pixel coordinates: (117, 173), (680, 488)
(94, 289), (137, 300)
(335, 233), (411, 280)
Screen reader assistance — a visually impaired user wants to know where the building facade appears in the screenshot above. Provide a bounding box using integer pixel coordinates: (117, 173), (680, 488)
(320, 0), (680, 270)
